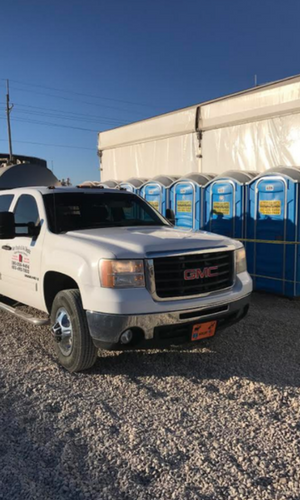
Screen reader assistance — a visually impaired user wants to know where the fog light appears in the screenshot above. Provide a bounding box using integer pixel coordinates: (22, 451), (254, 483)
(120, 329), (133, 344)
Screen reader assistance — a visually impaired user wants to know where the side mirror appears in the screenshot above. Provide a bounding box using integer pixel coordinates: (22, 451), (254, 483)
(0, 212), (15, 239)
(166, 208), (175, 225)
(28, 221), (41, 237)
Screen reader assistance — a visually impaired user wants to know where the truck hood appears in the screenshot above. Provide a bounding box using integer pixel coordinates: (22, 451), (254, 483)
(65, 226), (239, 259)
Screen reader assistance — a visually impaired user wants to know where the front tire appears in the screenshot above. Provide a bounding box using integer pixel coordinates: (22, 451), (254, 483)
(51, 289), (98, 372)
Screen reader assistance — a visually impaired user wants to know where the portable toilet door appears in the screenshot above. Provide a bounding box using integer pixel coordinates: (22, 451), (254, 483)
(203, 171), (257, 239)
(246, 166), (300, 297)
(140, 175), (177, 215)
(118, 178), (148, 194)
(170, 173), (213, 230)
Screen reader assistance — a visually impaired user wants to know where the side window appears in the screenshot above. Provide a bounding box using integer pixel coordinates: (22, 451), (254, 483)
(0, 194), (14, 212)
(14, 195), (40, 235)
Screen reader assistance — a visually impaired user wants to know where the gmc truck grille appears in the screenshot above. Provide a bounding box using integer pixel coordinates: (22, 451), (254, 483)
(153, 251), (234, 299)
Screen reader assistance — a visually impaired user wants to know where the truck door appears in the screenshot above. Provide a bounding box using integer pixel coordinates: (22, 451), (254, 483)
(0, 194), (45, 309)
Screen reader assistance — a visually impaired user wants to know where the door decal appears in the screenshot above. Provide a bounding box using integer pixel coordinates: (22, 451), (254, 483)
(213, 201), (230, 216)
(177, 200), (192, 213)
(259, 200), (281, 216)
(11, 246), (31, 273)
(149, 200), (159, 210)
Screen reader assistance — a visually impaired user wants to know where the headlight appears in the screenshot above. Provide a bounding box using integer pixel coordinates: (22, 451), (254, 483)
(99, 259), (145, 288)
(236, 247), (247, 274)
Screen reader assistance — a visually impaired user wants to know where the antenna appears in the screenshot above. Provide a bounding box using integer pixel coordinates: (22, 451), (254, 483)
(254, 74), (258, 87)
(6, 79), (14, 162)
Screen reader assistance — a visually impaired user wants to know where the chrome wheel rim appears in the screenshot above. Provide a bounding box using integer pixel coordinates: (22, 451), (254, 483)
(52, 307), (73, 356)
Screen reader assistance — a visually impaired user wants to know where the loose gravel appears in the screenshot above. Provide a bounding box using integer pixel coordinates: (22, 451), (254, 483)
(0, 293), (300, 500)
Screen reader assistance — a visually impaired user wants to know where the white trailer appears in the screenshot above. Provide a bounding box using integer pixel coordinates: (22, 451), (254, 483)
(98, 74), (300, 181)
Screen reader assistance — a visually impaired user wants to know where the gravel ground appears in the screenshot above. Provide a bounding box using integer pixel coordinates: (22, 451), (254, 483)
(0, 292), (299, 500)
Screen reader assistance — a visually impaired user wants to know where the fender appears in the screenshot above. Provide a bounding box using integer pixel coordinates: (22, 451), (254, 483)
(41, 233), (107, 311)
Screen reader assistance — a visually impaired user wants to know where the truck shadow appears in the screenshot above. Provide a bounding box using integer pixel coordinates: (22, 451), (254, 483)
(91, 293), (300, 389)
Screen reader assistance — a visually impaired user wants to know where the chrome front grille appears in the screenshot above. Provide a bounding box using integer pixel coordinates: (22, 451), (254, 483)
(152, 251), (234, 299)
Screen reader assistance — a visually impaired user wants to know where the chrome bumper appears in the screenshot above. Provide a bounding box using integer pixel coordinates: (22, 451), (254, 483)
(86, 293), (251, 349)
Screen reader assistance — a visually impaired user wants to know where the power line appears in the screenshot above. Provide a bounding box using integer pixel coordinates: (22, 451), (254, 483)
(4, 85), (148, 117)
(12, 102), (129, 124)
(0, 106), (128, 126)
(0, 116), (99, 132)
(6, 78), (159, 110)
(0, 138), (95, 151)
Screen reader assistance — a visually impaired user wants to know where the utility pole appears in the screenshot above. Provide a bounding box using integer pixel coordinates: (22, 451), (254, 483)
(6, 79), (14, 162)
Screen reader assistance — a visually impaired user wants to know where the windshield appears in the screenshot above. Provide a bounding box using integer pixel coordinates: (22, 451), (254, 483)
(43, 191), (169, 233)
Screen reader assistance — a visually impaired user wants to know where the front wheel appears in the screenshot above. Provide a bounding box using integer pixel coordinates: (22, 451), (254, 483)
(51, 289), (98, 372)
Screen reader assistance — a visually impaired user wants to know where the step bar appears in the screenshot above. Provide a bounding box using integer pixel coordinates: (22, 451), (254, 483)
(0, 301), (50, 326)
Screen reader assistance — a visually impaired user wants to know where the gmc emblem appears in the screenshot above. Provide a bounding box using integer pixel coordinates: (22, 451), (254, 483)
(184, 266), (219, 280)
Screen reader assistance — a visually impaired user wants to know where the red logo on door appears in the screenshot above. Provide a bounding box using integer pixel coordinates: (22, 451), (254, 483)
(19, 254), (23, 263)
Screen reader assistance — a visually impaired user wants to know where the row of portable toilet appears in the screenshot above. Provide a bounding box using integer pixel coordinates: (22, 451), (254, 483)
(118, 172), (255, 239)
(102, 167), (300, 298)
(120, 174), (208, 227)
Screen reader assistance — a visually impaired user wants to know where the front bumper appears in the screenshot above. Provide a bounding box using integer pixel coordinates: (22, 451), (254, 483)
(86, 293), (251, 350)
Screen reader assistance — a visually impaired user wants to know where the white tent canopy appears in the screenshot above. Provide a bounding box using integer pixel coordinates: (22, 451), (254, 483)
(200, 76), (300, 130)
(98, 74), (300, 181)
(98, 107), (197, 151)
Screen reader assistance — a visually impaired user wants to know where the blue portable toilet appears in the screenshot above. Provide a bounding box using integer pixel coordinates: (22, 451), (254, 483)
(140, 175), (179, 215)
(170, 172), (214, 230)
(118, 178), (148, 194)
(203, 170), (257, 239)
(246, 166), (300, 297)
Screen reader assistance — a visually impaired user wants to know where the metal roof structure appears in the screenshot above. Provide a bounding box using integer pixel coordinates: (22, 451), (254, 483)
(0, 153), (47, 168)
(0, 161), (58, 190)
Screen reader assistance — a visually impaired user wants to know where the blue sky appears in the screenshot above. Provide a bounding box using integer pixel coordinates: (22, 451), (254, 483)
(1, 0), (300, 184)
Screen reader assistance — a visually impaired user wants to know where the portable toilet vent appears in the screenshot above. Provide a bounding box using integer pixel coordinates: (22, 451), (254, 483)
(246, 166), (300, 297)
(170, 172), (213, 230)
(203, 170), (257, 239)
(140, 175), (178, 215)
(118, 178), (148, 194)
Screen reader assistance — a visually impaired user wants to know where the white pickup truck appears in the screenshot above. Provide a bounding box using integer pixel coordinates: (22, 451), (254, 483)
(0, 185), (252, 372)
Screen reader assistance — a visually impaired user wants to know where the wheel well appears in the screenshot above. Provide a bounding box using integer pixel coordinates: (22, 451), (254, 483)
(44, 271), (79, 313)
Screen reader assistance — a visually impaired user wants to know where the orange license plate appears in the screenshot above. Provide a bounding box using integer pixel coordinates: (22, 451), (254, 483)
(191, 321), (217, 341)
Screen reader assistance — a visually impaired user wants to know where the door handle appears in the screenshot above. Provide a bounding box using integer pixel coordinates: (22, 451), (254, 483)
(2, 245), (12, 251)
